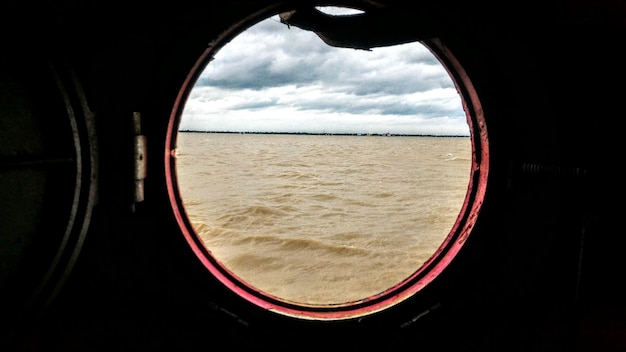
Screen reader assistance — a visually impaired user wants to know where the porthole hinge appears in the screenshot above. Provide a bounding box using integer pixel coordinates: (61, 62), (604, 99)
(133, 111), (147, 208)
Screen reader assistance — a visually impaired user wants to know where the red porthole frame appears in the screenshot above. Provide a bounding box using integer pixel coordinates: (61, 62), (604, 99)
(164, 7), (489, 321)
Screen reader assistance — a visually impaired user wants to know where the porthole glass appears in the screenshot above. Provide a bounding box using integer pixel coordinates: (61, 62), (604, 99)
(167, 6), (488, 320)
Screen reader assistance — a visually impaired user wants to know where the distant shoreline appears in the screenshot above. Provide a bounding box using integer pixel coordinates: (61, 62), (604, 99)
(178, 130), (470, 138)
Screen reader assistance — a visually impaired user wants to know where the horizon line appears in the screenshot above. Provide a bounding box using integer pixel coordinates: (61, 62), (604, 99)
(178, 130), (470, 137)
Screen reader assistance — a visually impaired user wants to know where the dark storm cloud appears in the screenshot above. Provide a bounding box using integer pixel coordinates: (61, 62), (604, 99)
(284, 87), (461, 116)
(194, 16), (447, 95)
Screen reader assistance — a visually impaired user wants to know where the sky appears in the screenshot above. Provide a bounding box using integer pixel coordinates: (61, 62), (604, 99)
(179, 7), (470, 136)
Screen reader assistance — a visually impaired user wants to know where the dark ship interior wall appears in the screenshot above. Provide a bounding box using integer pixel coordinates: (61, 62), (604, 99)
(1, 1), (624, 351)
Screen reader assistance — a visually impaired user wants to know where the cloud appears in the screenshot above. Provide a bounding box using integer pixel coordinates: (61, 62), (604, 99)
(180, 14), (469, 136)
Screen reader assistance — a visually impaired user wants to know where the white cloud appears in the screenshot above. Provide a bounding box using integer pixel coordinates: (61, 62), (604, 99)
(180, 15), (469, 136)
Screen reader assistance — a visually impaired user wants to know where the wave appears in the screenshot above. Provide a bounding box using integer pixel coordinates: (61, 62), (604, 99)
(178, 133), (472, 304)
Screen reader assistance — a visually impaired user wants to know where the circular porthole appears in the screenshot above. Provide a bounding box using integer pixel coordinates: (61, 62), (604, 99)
(166, 4), (488, 320)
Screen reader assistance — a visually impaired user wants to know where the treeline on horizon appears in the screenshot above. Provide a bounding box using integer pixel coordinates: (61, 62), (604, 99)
(178, 130), (470, 138)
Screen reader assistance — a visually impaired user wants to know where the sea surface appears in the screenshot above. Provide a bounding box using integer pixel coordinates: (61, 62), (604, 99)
(174, 132), (472, 304)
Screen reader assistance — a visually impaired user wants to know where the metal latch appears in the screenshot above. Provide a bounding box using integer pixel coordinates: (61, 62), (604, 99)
(133, 112), (147, 205)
